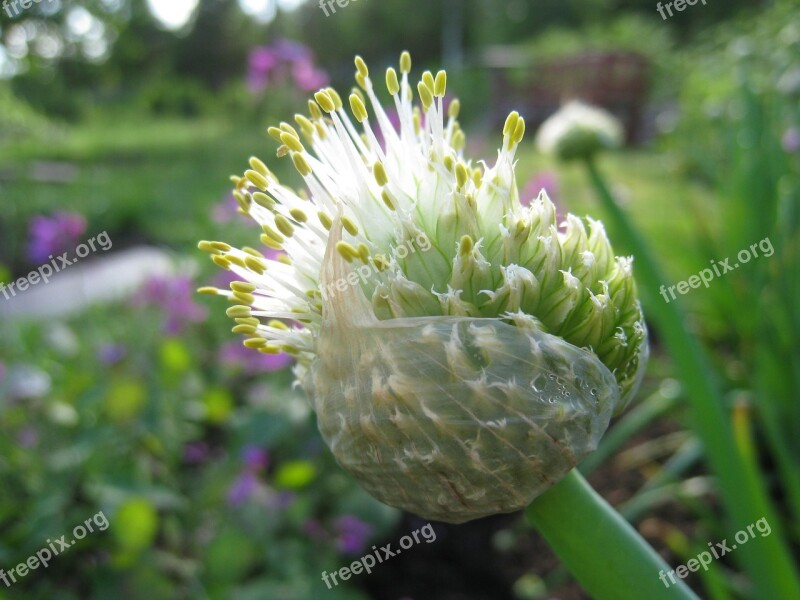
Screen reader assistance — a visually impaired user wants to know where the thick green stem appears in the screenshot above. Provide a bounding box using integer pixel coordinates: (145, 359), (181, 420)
(526, 470), (698, 600)
(584, 158), (800, 598)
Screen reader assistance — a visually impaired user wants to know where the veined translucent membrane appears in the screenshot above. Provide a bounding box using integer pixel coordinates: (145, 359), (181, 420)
(304, 220), (621, 523)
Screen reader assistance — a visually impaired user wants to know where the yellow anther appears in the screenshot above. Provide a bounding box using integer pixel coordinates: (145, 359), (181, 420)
(503, 111), (520, 137)
(386, 68), (400, 95)
(295, 114), (315, 136)
(267, 126), (283, 142)
(448, 98), (461, 119)
(354, 55), (369, 79)
(513, 116), (526, 144)
(417, 81), (433, 110)
(260, 234), (283, 251)
(413, 107), (421, 134)
(245, 256), (268, 273)
(373, 161), (389, 186)
(242, 246), (264, 258)
(289, 208), (308, 223)
(349, 93), (368, 123)
(459, 235), (474, 256)
(226, 305), (252, 319)
(212, 255), (232, 270)
(452, 129), (466, 151)
(434, 70), (447, 97)
(231, 281), (256, 293)
(317, 211), (333, 230)
(291, 152), (313, 176)
(232, 324), (257, 335)
(233, 190), (250, 212)
(259, 344), (283, 355)
(227, 254), (247, 269)
(455, 163), (469, 189)
(198, 241), (222, 255)
(308, 100), (322, 119)
(235, 317), (260, 327)
(245, 169), (269, 191)
(197, 286), (218, 295)
(233, 291), (256, 304)
(267, 319), (289, 330)
(472, 168), (483, 188)
(373, 254), (389, 271)
(327, 88), (343, 110)
(262, 224), (284, 243)
(252, 192), (275, 209)
(280, 132), (304, 153)
(355, 72), (367, 90)
(249, 156), (269, 176)
(335, 241), (359, 262)
(342, 216), (359, 236)
(357, 243), (370, 263)
(274, 214), (295, 237)
(381, 189), (397, 211)
(279, 122), (299, 137)
(443, 155), (454, 171)
(314, 90), (336, 114)
(422, 71), (435, 91)
(243, 337), (268, 349)
(277, 145), (290, 158)
(400, 51), (411, 74)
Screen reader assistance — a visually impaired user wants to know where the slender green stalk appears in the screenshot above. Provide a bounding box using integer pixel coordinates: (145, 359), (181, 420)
(526, 470), (698, 600)
(584, 158), (800, 598)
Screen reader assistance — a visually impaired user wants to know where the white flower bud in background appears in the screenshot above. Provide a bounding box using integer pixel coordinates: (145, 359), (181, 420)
(536, 100), (624, 161)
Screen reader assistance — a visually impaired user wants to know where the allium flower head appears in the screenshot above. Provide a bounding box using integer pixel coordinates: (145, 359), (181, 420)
(199, 53), (647, 522)
(536, 100), (624, 161)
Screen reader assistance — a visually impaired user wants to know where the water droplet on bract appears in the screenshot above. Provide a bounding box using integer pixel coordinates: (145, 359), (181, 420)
(530, 374), (547, 392)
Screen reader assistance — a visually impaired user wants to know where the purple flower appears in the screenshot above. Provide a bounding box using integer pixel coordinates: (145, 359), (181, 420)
(27, 212), (87, 264)
(274, 490), (296, 509)
(782, 127), (800, 153)
(522, 171), (560, 207)
(227, 471), (259, 507)
(272, 38), (312, 63)
(183, 441), (210, 465)
(219, 341), (294, 374)
(303, 518), (327, 539)
(241, 445), (269, 471)
(97, 344), (127, 365)
(292, 58), (330, 92)
(247, 40), (327, 95)
(18, 427), (38, 448)
(132, 276), (208, 335)
(335, 515), (373, 555)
